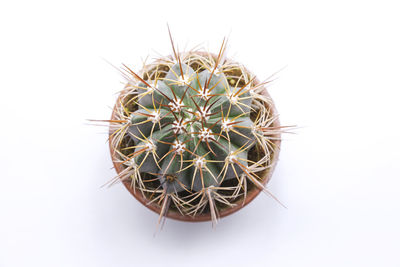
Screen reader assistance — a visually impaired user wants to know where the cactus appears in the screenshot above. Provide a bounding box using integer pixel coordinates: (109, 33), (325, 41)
(108, 33), (286, 226)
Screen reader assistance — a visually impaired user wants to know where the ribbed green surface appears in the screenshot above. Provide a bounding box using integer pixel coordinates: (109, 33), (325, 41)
(127, 63), (258, 193)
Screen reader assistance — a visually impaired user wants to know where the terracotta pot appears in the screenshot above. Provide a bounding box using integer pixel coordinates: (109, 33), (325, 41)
(109, 53), (281, 222)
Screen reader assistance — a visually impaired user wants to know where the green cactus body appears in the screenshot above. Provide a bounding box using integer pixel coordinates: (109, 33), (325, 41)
(128, 62), (255, 194)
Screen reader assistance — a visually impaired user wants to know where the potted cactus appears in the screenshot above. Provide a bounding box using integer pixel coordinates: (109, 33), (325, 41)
(107, 32), (285, 226)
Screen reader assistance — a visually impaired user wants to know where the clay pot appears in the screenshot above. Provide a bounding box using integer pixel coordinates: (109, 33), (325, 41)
(109, 53), (281, 222)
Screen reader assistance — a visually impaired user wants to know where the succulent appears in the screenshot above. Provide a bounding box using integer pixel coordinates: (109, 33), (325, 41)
(108, 33), (286, 226)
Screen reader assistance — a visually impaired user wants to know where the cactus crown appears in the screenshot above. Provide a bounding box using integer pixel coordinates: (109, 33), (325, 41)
(109, 37), (283, 225)
(130, 60), (255, 192)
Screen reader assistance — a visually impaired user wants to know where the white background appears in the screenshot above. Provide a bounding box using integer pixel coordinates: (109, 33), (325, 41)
(1, 0), (399, 266)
